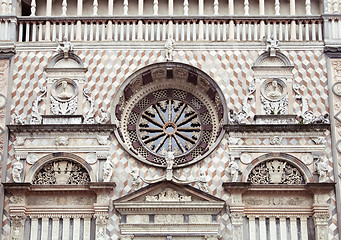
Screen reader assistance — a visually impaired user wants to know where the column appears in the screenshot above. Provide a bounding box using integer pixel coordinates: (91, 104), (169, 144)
(84, 217), (91, 239)
(41, 217), (49, 240)
(255, 78), (261, 114)
(62, 217), (70, 240)
(279, 217), (287, 240)
(199, 0), (204, 15)
(30, 217), (39, 240)
(228, 0), (234, 40)
(73, 217), (81, 240)
(269, 217), (276, 239)
(45, 0), (52, 40)
(107, 0), (114, 40)
(231, 212), (243, 239)
(290, 217), (298, 240)
(249, 216), (256, 240)
(259, 217), (266, 239)
(10, 215), (26, 240)
(259, 0), (265, 39)
(290, 0), (296, 40)
(52, 217), (60, 240)
(301, 216), (309, 240)
(76, 0), (82, 40)
(95, 214), (109, 240)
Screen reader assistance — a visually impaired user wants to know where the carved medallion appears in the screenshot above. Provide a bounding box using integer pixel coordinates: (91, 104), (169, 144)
(26, 153), (39, 165)
(240, 153), (252, 164)
(333, 82), (341, 97)
(86, 152), (97, 164)
(261, 78), (286, 101)
(301, 153), (313, 165)
(51, 79), (77, 102)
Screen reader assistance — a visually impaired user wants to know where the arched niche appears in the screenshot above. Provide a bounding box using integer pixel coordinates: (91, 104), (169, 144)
(241, 153), (313, 184)
(111, 62), (228, 168)
(25, 152), (96, 183)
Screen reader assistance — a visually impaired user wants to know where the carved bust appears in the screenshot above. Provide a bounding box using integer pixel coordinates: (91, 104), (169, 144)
(261, 78), (286, 101)
(52, 79), (77, 102)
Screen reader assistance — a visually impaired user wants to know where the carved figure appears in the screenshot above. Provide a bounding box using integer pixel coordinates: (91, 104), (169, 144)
(165, 37), (175, 61)
(165, 148), (175, 181)
(228, 160), (239, 182)
(55, 136), (69, 146)
(56, 81), (74, 100)
(196, 170), (208, 192)
(96, 107), (109, 124)
(83, 88), (95, 124)
(266, 80), (282, 99)
(13, 112), (26, 125)
(56, 37), (73, 58)
(30, 85), (47, 124)
(131, 168), (142, 190)
(103, 160), (114, 182)
(270, 136), (282, 145)
(12, 161), (23, 183)
(315, 157), (329, 182)
(264, 35), (279, 56)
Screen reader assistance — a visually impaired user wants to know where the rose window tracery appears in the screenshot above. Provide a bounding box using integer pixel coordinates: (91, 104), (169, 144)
(32, 160), (90, 185)
(112, 63), (228, 168)
(247, 160), (305, 185)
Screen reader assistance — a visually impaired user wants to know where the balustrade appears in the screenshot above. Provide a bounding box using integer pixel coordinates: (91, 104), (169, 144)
(17, 17), (323, 43)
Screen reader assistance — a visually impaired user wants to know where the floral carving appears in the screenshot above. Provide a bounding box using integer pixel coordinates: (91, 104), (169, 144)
(145, 188), (191, 202)
(32, 160), (90, 185)
(248, 160), (304, 184)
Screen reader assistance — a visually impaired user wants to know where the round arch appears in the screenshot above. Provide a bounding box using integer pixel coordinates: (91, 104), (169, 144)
(241, 153), (313, 183)
(111, 62), (228, 168)
(25, 152), (96, 183)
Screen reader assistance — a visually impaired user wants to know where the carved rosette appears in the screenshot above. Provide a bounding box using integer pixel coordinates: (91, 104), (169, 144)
(32, 160), (90, 185)
(248, 160), (305, 184)
(112, 63), (227, 168)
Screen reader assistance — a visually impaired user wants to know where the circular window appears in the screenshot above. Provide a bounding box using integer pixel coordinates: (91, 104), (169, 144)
(112, 63), (228, 168)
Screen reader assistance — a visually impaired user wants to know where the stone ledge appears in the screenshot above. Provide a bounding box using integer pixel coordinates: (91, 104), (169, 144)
(8, 124), (117, 133)
(225, 123), (330, 132)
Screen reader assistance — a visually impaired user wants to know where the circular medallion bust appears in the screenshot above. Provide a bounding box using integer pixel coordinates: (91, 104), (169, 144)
(51, 79), (77, 102)
(261, 78), (286, 101)
(111, 63), (228, 168)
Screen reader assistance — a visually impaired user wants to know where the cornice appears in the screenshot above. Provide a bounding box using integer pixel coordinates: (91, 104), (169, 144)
(224, 123), (330, 133)
(8, 124), (117, 133)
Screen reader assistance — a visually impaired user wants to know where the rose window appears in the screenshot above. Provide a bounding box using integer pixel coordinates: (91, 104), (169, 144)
(112, 63), (228, 168)
(137, 91), (204, 157)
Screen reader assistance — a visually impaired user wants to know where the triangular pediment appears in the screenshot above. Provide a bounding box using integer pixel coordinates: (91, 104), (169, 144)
(114, 181), (225, 214)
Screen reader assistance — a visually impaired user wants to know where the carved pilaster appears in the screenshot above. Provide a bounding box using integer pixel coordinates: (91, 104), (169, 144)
(9, 214), (26, 240)
(230, 212), (243, 240)
(95, 214), (109, 240)
(313, 214), (329, 240)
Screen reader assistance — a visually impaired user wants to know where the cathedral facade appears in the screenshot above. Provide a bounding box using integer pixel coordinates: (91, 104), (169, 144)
(0, 0), (340, 239)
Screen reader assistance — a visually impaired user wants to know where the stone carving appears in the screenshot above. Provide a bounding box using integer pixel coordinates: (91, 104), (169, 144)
(145, 188), (191, 202)
(164, 148), (175, 181)
(165, 37), (175, 61)
(95, 214), (109, 240)
(30, 85), (47, 124)
(13, 112), (26, 125)
(270, 136), (282, 145)
(264, 35), (279, 57)
(96, 107), (109, 124)
(12, 161), (23, 183)
(240, 153), (252, 164)
(243, 196), (311, 206)
(205, 235), (220, 240)
(263, 79), (284, 101)
(50, 95), (77, 115)
(315, 156), (329, 183)
(86, 152), (97, 164)
(55, 136), (69, 146)
(51, 80), (77, 115)
(33, 160), (90, 185)
(56, 80), (75, 100)
(15, 136), (25, 146)
(10, 215), (25, 240)
(196, 170), (208, 192)
(311, 137), (327, 145)
(55, 37), (73, 58)
(229, 82), (255, 124)
(130, 168), (142, 190)
(83, 88), (95, 124)
(261, 95), (288, 115)
(26, 153), (39, 165)
(301, 153), (313, 165)
(294, 84), (330, 124)
(97, 135), (109, 145)
(103, 159), (114, 182)
(228, 160), (239, 182)
(248, 160), (304, 184)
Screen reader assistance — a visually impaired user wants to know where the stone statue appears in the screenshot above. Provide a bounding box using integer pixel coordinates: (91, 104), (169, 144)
(96, 107), (109, 124)
(12, 161), (23, 183)
(165, 148), (175, 181)
(56, 37), (73, 58)
(56, 80), (74, 100)
(103, 159), (114, 182)
(196, 170), (208, 192)
(264, 35), (279, 56)
(228, 160), (239, 182)
(165, 37), (175, 61)
(130, 168), (142, 190)
(315, 157), (329, 182)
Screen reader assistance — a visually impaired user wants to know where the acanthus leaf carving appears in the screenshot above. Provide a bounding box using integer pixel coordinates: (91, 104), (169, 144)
(50, 95), (77, 115)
